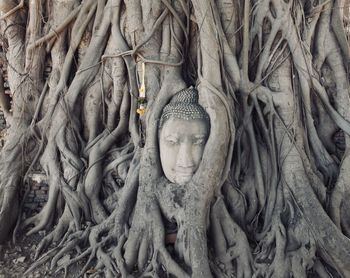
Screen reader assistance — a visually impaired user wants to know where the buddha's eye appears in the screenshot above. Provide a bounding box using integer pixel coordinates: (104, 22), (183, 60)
(166, 137), (179, 145)
(193, 138), (205, 145)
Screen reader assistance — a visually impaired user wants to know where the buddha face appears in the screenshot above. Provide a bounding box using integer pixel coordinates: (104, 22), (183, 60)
(159, 117), (209, 185)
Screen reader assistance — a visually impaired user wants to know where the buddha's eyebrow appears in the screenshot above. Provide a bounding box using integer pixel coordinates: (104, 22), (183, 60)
(193, 134), (207, 139)
(164, 134), (179, 139)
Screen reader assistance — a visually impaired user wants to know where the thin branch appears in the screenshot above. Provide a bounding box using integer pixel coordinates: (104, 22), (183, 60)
(27, 4), (82, 51)
(0, 0), (25, 20)
(242, 0), (251, 79)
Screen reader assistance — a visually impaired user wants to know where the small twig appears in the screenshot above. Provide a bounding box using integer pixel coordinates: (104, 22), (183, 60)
(131, 9), (169, 56)
(160, 0), (187, 40)
(0, 0), (25, 20)
(27, 5), (82, 51)
(137, 53), (183, 67)
(242, 0), (250, 79)
(31, 79), (48, 126)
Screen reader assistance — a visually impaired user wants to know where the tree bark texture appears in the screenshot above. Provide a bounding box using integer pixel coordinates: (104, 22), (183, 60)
(0, 0), (349, 277)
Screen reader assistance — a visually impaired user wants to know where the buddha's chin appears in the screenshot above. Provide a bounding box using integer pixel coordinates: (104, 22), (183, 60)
(175, 174), (192, 186)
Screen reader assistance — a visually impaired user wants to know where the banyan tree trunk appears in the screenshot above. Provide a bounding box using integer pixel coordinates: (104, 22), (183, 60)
(0, 0), (349, 277)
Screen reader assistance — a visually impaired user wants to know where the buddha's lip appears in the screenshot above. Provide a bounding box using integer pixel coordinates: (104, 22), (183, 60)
(176, 170), (194, 176)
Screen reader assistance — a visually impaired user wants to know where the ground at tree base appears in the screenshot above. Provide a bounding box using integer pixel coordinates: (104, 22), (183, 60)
(0, 235), (44, 278)
(0, 233), (82, 278)
(0, 234), (179, 277)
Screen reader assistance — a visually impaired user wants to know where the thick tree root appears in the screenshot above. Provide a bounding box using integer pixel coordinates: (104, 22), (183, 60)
(1, 0), (350, 277)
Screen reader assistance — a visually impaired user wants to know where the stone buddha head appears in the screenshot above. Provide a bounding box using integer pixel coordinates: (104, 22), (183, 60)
(159, 87), (210, 185)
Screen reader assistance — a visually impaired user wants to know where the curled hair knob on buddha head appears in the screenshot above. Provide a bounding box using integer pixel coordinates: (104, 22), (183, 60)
(159, 86), (210, 128)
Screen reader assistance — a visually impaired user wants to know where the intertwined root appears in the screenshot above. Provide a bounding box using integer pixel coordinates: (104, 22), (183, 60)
(211, 198), (253, 278)
(0, 132), (36, 243)
(0, 0), (350, 277)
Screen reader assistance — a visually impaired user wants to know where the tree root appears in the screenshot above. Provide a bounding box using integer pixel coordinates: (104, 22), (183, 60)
(254, 218), (288, 277)
(0, 134), (26, 243)
(124, 198), (189, 277)
(211, 198), (253, 278)
(1, 1), (350, 277)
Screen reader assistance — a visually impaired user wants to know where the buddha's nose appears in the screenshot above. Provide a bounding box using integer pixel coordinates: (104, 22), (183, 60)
(176, 141), (195, 169)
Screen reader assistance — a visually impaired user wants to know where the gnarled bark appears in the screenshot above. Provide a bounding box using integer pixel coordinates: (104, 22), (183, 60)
(0, 0), (350, 277)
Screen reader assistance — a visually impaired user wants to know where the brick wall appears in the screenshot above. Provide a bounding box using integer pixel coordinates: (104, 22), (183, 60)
(23, 173), (48, 213)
